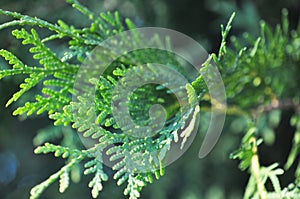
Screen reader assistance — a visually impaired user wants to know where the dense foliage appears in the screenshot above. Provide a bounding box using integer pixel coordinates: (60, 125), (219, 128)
(0, 0), (299, 199)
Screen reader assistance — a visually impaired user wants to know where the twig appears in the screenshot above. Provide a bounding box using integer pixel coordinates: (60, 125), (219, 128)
(252, 98), (300, 117)
(250, 136), (267, 199)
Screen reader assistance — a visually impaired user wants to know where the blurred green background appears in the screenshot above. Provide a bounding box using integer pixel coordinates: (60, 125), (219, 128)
(0, 0), (299, 199)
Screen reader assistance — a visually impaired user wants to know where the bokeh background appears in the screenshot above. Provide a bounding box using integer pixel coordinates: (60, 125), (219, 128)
(0, 0), (300, 198)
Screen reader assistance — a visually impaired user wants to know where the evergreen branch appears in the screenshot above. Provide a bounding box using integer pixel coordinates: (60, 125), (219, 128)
(30, 143), (90, 199)
(84, 157), (108, 198)
(285, 114), (300, 171)
(6, 72), (46, 107)
(30, 155), (84, 199)
(0, 9), (84, 42)
(249, 136), (267, 199)
(66, 0), (102, 23)
(218, 12), (236, 62)
(34, 142), (90, 158)
(124, 174), (147, 199)
(0, 1), (299, 198)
